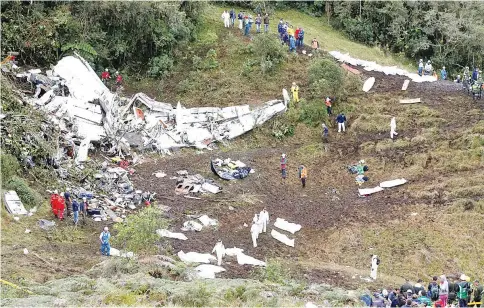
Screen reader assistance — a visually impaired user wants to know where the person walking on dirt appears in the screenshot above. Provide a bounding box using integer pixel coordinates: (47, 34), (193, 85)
(298, 165), (307, 188)
(255, 14), (262, 33)
(250, 220), (261, 248)
(291, 82), (299, 105)
(222, 10), (231, 28)
(424, 61), (433, 76)
(80, 197), (88, 223)
(322, 123), (329, 142)
(418, 59), (424, 76)
(295, 27), (300, 46)
(72, 199), (79, 226)
(237, 11), (244, 30)
(440, 66), (447, 80)
(325, 97), (332, 115)
(115, 71), (123, 86)
(100, 227), (111, 256)
(229, 9), (235, 27)
(278, 19), (284, 39)
(280, 153), (287, 181)
(50, 190), (65, 220)
(64, 190), (72, 217)
(259, 208), (269, 233)
(390, 117), (398, 139)
(212, 239), (225, 266)
(336, 113), (346, 133)
(311, 38), (320, 50)
(263, 13), (269, 33)
(101, 68), (110, 85)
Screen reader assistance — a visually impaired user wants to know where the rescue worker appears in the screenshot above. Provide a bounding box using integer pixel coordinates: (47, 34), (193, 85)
(115, 71), (123, 86)
(101, 68), (110, 84)
(325, 97), (332, 115)
(244, 15), (251, 36)
(80, 197), (88, 223)
(259, 208), (269, 233)
(457, 274), (471, 308)
(289, 34), (296, 52)
(424, 61), (433, 76)
(311, 38), (320, 50)
(99, 227), (111, 256)
(298, 164), (307, 188)
(295, 27), (300, 46)
(229, 9), (235, 27)
(212, 240), (225, 266)
(237, 11), (244, 30)
(440, 66), (447, 80)
(222, 10), (230, 28)
(280, 153), (287, 181)
(255, 13), (261, 33)
(471, 280), (483, 307)
(263, 13), (269, 33)
(370, 254), (379, 280)
(472, 67), (479, 81)
(463, 66), (470, 81)
(72, 199), (79, 226)
(390, 117), (398, 139)
(322, 123), (329, 142)
(439, 275), (449, 306)
(336, 112), (347, 133)
(250, 220), (260, 248)
(287, 24), (294, 37)
(297, 28), (305, 47)
(291, 82), (299, 105)
(418, 59), (424, 76)
(64, 190), (72, 217)
(50, 190), (65, 220)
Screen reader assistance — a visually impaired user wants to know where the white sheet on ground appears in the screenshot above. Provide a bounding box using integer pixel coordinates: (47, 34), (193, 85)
(358, 187), (384, 195)
(181, 220), (203, 232)
(195, 264), (226, 279)
(273, 218), (301, 234)
(379, 178), (407, 188)
(198, 215), (218, 226)
(236, 252), (266, 266)
(271, 229), (295, 247)
(178, 250), (216, 264)
(156, 229), (188, 241)
(225, 247), (244, 257)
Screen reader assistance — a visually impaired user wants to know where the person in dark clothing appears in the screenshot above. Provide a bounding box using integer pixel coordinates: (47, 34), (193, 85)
(402, 299), (412, 308)
(448, 281), (458, 305)
(263, 13), (269, 33)
(428, 276), (440, 301)
(400, 280), (414, 295)
(64, 191), (72, 217)
(472, 280), (483, 307)
(414, 279), (425, 296)
(229, 9), (235, 27)
(371, 293), (385, 307)
(72, 199), (79, 225)
(457, 274), (471, 308)
(336, 113), (346, 132)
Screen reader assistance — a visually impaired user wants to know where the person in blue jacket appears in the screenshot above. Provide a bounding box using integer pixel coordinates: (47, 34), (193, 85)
(289, 35), (296, 52)
(440, 66), (447, 80)
(99, 227), (111, 256)
(297, 28), (305, 47)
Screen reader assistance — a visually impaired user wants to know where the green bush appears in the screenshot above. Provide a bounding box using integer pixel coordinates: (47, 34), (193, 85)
(148, 55), (174, 77)
(308, 58), (344, 98)
(298, 100), (328, 127)
(103, 291), (137, 306)
(4, 176), (43, 209)
(252, 34), (287, 74)
(203, 49), (219, 70)
(271, 120), (295, 140)
(0, 153), (20, 183)
(112, 207), (168, 254)
(172, 284), (212, 307)
(256, 260), (290, 284)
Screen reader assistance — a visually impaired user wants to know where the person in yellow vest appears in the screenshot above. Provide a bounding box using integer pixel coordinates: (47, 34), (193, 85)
(287, 25), (295, 37)
(298, 165), (307, 188)
(291, 82), (300, 106)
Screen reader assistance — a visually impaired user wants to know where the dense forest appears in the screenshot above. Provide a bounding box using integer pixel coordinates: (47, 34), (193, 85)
(2, 1), (483, 76)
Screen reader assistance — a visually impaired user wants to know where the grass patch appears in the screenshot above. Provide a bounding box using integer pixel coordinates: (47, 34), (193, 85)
(171, 283), (213, 307)
(375, 138), (411, 152)
(103, 291), (138, 306)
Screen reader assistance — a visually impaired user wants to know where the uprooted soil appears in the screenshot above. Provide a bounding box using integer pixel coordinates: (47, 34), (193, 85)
(130, 69), (482, 287)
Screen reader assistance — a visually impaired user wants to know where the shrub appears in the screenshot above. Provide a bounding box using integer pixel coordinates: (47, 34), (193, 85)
(203, 49), (219, 70)
(148, 55), (174, 77)
(298, 100), (328, 127)
(271, 120), (295, 140)
(252, 35), (287, 74)
(0, 153), (20, 183)
(103, 291), (137, 306)
(172, 284), (212, 307)
(308, 58), (344, 98)
(256, 260), (290, 284)
(4, 176), (43, 209)
(112, 207), (168, 254)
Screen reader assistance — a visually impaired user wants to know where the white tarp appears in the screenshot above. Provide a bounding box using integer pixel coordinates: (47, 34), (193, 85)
(273, 218), (301, 234)
(198, 215), (218, 226)
(156, 229), (188, 241)
(329, 51), (437, 83)
(358, 187), (384, 196)
(236, 252), (266, 266)
(178, 250), (216, 264)
(379, 178), (407, 188)
(195, 264), (226, 279)
(225, 247), (244, 257)
(271, 229), (295, 247)
(181, 220), (203, 232)
(3, 191), (28, 215)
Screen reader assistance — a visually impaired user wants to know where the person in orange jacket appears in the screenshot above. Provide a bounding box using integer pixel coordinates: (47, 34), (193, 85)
(298, 165), (307, 188)
(50, 190), (65, 220)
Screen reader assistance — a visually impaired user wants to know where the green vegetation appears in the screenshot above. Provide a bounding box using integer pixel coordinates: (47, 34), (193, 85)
(113, 207), (168, 254)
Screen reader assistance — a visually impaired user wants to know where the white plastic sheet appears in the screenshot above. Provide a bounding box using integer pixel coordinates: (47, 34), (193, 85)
(271, 229), (295, 247)
(195, 264), (226, 279)
(178, 251), (216, 264)
(198, 215), (218, 226)
(236, 252), (266, 266)
(273, 218), (301, 234)
(379, 178), (407, 188)
(156, 229), (188, 241)
(358, 187), (384, 196)
(181, 220), (203, 232)
(225, 247), (244, 257)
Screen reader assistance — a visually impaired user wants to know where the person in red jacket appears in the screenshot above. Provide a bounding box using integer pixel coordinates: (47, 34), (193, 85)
(115, 71), (123, 86)
(295, 27), (301, 47)
(101, 68), (111, 84)
(50, 190), (65, 220)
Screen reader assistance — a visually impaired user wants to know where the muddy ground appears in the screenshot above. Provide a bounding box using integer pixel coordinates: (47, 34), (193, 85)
(128, 69), (482, 288)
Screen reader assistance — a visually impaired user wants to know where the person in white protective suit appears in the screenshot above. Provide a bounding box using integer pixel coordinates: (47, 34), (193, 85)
(221, 10), (230, 28)
(212, 239), (225, 266)
(370, 254), (379, 280)
(250, 221), (260, 248)
(252, 213), (259, 223)
(390, 117), (398, 139)
(258, 208), (269, 233)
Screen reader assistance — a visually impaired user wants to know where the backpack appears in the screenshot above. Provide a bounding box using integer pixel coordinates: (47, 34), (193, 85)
(457, 283), (468, 299)
(430, 283), (440, 300)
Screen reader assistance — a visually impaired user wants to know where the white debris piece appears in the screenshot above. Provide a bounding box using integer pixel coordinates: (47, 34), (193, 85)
(362, 77), (375, 92)
(402, 80), (410, 90)
(109, 248), (134, 258)
(236, 252), (266, 266)
(379, 178), (407, 188)
(273, 218), (301, 234)
(181, 220), (204, 232)
(153, 171), (167, 178)
(25, 229), (31, 234)
(271, 229), (295, 247)
(178, 251), (216, 264)
(225, 247), (244, 257)
(201, 182), (220, 194)
(198, 215), (218, 226)
(329, 51), (437, 83)
(23, 248), (29, 255)
(195, 264), (226, 279)
(399, 98), (421, 104)
(306, 302), (318, 308)
(76, 137), (91, 163)
(3, 191), (28, 215)
(156, 229), (188, 241)
(358, 187), (384, 196)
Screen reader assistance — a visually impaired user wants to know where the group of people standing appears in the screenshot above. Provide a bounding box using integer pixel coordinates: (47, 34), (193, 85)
(50, 190), (88, 226)
(280, 153), (308, 188)
(278, 19), (305, 52)
(371, 274), (483, 308)
(221, 9), (270, 36)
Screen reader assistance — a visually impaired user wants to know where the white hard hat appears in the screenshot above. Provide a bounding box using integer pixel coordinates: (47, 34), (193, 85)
(104, 227), (109, 231)
(281, 153), (286, 157)
(115, 71), (119, 74)
(419, 59), (423, 62)
(83, 197), (87, 201)
(443, 66), (445, 69)
(105, 68), (108, 71)
(54, 189), (58, 194)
